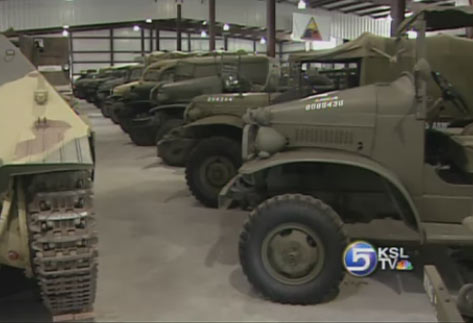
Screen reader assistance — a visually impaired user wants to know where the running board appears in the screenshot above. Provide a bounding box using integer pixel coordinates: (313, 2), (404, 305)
(344, 219), (420, 244)
(424, 222), (473, 246)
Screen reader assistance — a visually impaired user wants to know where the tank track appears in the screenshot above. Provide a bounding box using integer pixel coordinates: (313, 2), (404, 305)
(25, 171), (98, 315)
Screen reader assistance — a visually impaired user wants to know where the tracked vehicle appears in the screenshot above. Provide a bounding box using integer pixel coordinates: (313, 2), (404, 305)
(0, 35), (97, 317)
(219, 6), (473, 321)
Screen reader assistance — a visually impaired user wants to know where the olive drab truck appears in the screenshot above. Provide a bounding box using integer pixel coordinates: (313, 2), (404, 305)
(218, 6), (473, 322)
(158, 65), (335, 208)
(168, 31), (473, 209)
(95, 64), (144, 115)
(105, 59), (179, 129)
(0, 35), (98, 318)
(120, 55), (276, 147)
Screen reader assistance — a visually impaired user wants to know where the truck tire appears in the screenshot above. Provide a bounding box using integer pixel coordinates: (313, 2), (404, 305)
(128, 128), (155, 146)
(185, 136), (241, 207)
(239, 194), (348, 304)
(155, 118), (184, 144)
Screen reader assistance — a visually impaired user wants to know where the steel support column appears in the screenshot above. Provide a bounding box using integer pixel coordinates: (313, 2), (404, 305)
(390, 0), (406, 36)
(266, 0), (276, 57)
(176, 2), (182, 51)
(209, 0), (216, 51)
(224, 36), (228, 51)
(110, 28), (114, 66)
(140, 27), (145, 56)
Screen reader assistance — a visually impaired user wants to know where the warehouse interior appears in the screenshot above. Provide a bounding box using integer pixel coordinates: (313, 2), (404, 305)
(1, 0), (473, 322)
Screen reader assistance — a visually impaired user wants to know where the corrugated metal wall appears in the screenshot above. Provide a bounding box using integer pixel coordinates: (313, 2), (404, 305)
(0, 0), (389, 38)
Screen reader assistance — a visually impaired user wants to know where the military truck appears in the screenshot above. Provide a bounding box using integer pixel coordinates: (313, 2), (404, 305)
(158, 70), (334, 207)
(218, 6), (473, 319)
(0, 35), (97, 317)
(73, 70), (96, 99)
(81, 66), (131, 105)
(168, 32), (473, 208)
(120, 55), (278, 146)
(73, 67), (111, 102)
(95, 64), (143, 113)
(104, 59), (179, 127)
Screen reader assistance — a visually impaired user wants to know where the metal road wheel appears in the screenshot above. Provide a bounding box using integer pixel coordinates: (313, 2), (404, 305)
(261, 223), (325, 285)
(239, 194), (347, 304)
(201, 155), (236, 188)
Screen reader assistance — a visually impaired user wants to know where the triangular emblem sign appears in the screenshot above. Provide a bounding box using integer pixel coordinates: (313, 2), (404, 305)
(302, 17), (323, 41)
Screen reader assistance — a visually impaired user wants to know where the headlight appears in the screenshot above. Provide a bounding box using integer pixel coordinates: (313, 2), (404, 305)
(254, 127), (287, 158)
(156, 91), (169, 103)
(242, 124), (258, 161)
(186, 107), (202, 121)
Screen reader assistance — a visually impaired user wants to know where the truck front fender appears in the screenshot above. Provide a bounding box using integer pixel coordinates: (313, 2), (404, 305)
(184, 115), (244, 129)
(149, 104), (188, 116)
(220, 148), (423, 241)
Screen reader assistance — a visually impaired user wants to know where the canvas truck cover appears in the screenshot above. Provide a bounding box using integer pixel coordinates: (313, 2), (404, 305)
(0, 35), (93, 168)
(397, 5), (473, 34)
(289, 32), (473, 116)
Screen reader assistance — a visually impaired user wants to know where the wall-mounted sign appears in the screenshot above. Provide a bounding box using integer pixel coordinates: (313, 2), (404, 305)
(292, 12), (331, 42)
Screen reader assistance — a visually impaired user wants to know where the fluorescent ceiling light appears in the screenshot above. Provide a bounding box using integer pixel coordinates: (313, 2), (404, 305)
(62, 30), (69, 37)
(223, 23), (230, 31)
(201, 30), (208, 37)
(260, 37), (266, 44)
(63, 25), (69, 29)
(133, 25), (140, 31)
(298, 0), (306, 9)
(146, 19), (152, 23)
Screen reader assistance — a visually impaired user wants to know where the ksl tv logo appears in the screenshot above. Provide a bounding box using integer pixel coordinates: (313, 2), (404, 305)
(343, 241), (413, 277)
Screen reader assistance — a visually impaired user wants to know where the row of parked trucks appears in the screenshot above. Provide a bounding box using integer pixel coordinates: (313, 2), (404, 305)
(0, 5), (472, 321)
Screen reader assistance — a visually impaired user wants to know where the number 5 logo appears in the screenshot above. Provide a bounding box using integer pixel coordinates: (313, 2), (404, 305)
(343, 241), (378, 277)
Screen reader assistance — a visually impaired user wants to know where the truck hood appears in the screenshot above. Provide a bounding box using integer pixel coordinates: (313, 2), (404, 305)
(98, 77), (125, 92)
(113, 81), (140, 95)
(185, 92), (276, 122)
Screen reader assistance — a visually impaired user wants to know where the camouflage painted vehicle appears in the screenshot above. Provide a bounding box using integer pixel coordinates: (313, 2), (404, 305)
(218, 6), (473, 319)
(0, 35), (97, 316)
(95, 64), (143, 114)
(121, 55), (277, 146)
(104, 59), (179, 127)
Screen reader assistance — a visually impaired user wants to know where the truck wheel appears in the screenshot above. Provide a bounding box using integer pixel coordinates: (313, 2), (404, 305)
(128, 128), (155, 146)
(155, 118), (184, 143)
(185, 137), (241, 207)
(101, 102), (111, 118)
(240, 194), (347, 304)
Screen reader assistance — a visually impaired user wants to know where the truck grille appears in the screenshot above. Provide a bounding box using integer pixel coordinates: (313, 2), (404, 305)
(294, 127), (354, 145)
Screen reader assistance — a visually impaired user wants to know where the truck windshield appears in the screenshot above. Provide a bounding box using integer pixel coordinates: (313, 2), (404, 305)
(175, 62), (195, 80)
(129, 68), (143, 81)
(240, 61), (269, 86)
(143, 69), (161, 81)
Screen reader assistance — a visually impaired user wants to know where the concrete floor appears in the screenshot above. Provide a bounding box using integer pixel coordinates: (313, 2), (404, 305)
(0, 103), (439, 322)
